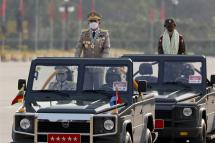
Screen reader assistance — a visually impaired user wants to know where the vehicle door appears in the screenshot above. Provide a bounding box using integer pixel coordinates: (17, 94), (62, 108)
(132, 94), (144, 143)
(131, 61), (158, 143)
(206, 92), (215, 132)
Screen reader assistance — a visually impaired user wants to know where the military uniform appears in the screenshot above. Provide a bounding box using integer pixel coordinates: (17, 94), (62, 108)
(75, 11), (110, 90)
(48, 66), (76, 90)
(83, 67), (104, 90)
(75, 11), (110, 58)
(75, 28), (110, 58)
(48, 81), (76, 90)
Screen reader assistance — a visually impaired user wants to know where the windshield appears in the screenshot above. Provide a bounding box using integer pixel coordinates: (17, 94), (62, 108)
(164, 62), (202, 84)
(32, 65), (78, 91)
(30, 63), (130, 106)
(83, 66), (128, 92)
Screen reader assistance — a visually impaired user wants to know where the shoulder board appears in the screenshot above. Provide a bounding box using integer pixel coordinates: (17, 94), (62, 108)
(82, 29), (88, 32)
(100, 29), (108, 32)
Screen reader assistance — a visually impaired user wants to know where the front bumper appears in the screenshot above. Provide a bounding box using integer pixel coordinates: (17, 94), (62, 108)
(155, 126), (202, 139)
(13, 113), (119, 143)
(12, 133), (120, 143)
(155, 104), (200, 140)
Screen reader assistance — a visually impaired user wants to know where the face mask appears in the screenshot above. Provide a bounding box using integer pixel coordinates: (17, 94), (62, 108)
(89, 22), (99, 30)
(56, 73), (67, 82)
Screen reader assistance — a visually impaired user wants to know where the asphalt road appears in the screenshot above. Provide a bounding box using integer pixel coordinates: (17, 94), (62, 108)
(1, 57), (215, 143)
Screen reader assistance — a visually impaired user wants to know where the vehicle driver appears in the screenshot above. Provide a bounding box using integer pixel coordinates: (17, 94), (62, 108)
(101, 67), (123, 90)
(48, 66), (76, 90)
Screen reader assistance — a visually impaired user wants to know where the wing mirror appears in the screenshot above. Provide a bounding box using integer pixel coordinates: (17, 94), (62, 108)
(138, 80), (147, 93)
(18, 79), (26, 90)
(210, 75), (215, 85)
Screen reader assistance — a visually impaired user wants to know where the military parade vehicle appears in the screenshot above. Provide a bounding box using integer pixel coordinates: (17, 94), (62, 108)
(11, 57), (156, 143)
(123, 55), (215, 143)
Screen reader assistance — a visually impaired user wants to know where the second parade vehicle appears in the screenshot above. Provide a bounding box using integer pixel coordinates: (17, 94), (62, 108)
(123, 55), (215, 143)
(11, 57), (157, 143)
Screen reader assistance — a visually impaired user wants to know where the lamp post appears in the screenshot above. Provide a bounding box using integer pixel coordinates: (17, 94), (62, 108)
(171, 0), (179, 18)
(59, 0), (74, 50)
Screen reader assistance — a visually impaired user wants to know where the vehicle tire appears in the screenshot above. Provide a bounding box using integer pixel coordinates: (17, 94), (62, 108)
(145, 128), (153, 143)
(124, 131), (132, 143)
(190, 119), (207, 143)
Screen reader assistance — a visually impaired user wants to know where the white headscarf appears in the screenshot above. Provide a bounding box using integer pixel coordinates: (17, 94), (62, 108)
(162, 29), (179, 54)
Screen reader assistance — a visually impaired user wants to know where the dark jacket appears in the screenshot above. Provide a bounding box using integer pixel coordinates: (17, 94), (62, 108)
(158, 35), (186, 55)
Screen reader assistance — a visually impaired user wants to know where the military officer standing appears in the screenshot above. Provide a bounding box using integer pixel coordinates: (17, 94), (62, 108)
(75, 11), (110, 58)
(75, 11), (110, 90)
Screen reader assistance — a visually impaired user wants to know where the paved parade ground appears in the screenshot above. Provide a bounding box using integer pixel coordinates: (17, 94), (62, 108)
(1, 57), (215, 143)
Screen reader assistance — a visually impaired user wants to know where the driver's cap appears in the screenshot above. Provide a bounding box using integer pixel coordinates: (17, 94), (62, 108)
(55, 66), (68, 73)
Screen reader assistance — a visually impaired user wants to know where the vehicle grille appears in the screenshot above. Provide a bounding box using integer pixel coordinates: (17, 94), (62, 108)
(155, 110), (172, 127)
(38, 120), (90, 133)
(155, 110), (172, 119)
(38, 134), (47, 142)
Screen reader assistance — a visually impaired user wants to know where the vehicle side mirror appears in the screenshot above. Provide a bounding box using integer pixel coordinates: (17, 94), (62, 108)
(210, 75), (215, 85)
(18, 79), (26, 90)
(138, 80), (147, 93)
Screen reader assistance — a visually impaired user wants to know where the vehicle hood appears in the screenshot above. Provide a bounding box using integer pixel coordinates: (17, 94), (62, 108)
(150, 89), (200, 103)
(37, 100), (114, 114)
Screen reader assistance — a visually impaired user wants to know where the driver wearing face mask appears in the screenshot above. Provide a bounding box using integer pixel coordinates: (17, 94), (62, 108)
(75, 11), (110, 58)
(48, 66), (76, 90)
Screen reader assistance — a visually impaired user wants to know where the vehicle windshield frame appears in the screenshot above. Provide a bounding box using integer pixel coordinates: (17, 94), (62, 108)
(25, 58), (133, 105)
(122, 55), (207, 94)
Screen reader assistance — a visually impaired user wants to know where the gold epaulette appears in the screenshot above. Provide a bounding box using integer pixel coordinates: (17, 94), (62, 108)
(82, 29), (88, 32)
(100, 29), (108, 32)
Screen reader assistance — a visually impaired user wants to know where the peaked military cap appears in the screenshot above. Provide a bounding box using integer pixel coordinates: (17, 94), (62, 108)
(87, 11), (102, 21)
(164, 18), (176, 27)
(55, 66), (68, 73)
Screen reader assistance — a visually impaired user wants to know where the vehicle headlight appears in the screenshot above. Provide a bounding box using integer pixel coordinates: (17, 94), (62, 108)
(104, 119), (114, 131)
(20, 118), (31, 130)
(183, 108), (192, 117)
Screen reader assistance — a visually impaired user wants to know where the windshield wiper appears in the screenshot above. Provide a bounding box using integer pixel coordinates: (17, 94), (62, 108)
(36, 90), (70, 99)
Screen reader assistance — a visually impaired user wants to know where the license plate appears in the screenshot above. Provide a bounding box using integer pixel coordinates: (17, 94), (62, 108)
(48, 134), (81, 143)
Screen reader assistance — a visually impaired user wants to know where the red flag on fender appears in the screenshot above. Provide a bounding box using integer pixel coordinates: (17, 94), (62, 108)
(11, 88), (24, 105)
(116, 89), (123, 104)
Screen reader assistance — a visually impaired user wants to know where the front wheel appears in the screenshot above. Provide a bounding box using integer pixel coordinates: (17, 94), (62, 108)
(190, 119), (207, 143)
(124, 131), (133, 143)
